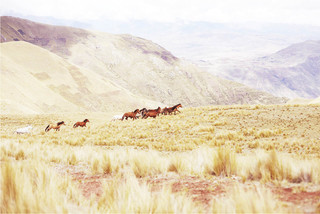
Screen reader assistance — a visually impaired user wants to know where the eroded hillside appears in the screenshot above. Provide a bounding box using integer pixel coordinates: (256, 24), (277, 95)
(0, 42), (162, 113)
(0, 16), (287, 112)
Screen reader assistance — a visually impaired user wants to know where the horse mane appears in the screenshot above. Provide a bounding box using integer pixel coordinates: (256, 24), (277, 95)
(171, 105), (178, 111)
(83, 119), (89, 122)
(57, 121), (64, 126)
(173, 103), (181, 108)
(134, 109), (140, 113)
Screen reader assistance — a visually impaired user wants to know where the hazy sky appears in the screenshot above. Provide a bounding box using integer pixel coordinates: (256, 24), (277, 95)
(1, 0), (320, 26)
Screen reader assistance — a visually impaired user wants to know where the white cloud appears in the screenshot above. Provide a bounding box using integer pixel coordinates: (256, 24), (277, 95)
(1, 0), (320, 25)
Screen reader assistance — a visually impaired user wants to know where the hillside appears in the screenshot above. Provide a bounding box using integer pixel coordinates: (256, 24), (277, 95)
(0, 16), (287, 111)
(0, 42), (162, 114)
(200, 40), (320, 99)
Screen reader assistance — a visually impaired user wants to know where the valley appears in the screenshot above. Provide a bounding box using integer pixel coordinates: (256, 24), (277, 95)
(1, 15), (319, 213)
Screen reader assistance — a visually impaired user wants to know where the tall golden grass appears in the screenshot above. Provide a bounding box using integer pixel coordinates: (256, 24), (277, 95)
(1, 104), (319, 212)
(0, 161), (83, 213)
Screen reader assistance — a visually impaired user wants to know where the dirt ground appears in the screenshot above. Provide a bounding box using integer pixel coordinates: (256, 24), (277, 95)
(53, 162), (320, 213)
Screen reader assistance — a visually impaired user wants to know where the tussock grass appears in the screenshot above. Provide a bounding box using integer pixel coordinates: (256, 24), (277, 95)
(238, 149), (320, 184)
(211, 184), (292, 213)
(96, 173), (203, 213)
(205, 147), (237, 177)
(0, 161), (83, 213)
(130, 150), (167, 177)
(1, 104), (320, 212)
(215, 130), (239, 141)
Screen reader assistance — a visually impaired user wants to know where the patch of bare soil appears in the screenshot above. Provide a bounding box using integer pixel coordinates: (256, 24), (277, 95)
(53, 164), (320, 212)
(268, 184), (320, 213)
(53, 163), (111, 198)
(73, 173), (107, 198)
(146, 174), (232, 207)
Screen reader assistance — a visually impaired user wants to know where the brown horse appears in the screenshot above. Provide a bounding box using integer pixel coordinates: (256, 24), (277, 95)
(143, 107), (161, 119)
(122, 109), (140, 120)
(45, 121), (65, 132)
(73, 119), (90, 128)
(161, 107), (169, 115)
(167, 103), (182, 115)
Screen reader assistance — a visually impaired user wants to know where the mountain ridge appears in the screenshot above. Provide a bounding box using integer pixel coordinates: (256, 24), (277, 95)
(0, 16), (288, 113)
(200, 40), (320, 99)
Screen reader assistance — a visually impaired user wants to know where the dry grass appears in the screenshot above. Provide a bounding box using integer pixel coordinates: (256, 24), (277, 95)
(0, 161), (84, 213)
(96, 174), (203, 213)
(1, 104), (320, 212)
(211, 184), (293, 213)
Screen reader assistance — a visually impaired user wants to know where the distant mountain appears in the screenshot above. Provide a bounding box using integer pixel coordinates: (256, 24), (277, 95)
(0, 16), (287, 113)
(3, 15), (320, 62)
(199, 40), (320, 99)
(101, 20), (320, 62)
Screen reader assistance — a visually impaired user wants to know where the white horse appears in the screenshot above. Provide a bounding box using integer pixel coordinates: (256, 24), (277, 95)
(15, 125), (33, 134)
(111, 115), (123, 121)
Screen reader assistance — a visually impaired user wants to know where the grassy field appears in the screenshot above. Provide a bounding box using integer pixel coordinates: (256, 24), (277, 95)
(1, 104), (320, 213)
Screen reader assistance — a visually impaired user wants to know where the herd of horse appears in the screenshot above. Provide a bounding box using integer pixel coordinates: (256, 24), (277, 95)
(115, 103), (183, 121)
(16, 104), (182, 133)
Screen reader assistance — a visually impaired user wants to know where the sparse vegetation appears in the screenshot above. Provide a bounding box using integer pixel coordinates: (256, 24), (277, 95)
(1, 104), (320, 212)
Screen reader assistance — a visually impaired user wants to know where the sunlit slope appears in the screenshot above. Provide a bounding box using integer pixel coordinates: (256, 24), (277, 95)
(0, 42), (162, 113)
(1, 16), (287, 106)
(65, 30), (288, 106)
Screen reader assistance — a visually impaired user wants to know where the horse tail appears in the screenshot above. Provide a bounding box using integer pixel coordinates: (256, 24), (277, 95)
(121, 115), (125, 121)
(73, 123), (77, 128)
(45, 125), (50, 132)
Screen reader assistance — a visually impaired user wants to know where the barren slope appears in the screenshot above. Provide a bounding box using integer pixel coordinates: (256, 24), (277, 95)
(1, 16), (287, 107)
(0, 41), (162, 114)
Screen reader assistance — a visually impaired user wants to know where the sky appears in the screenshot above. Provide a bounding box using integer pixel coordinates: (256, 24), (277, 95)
(1, 0), (320, 26)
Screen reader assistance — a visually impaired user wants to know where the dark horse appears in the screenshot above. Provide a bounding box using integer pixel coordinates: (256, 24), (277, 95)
(140, 108), (148, 118)
(45, 121), (65, 132)
(73, 119), (90, 128)
(122, 109), (140, 120)
(167, 103), (182, 115)
(143, 107), (161, 119)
